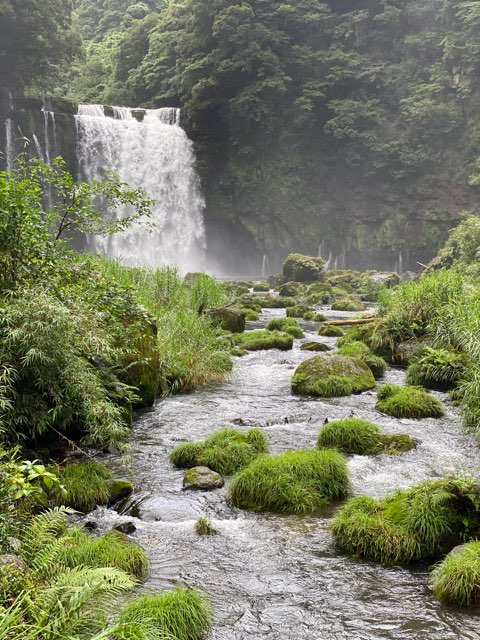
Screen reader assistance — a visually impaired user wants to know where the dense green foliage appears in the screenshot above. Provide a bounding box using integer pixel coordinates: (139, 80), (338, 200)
(317, 418), (414, 456)
(332, 478), (480, 564)
(170, 428), (269, 476)
(229, 449), (350, 514)
(49, 461), (114, 511)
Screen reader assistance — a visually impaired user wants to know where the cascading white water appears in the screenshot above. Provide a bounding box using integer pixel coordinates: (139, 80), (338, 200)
(5, 118), (15, 171)
(75, 104), (206, 271)
(261, 254), (270, 278)
(42, 110), (57, 165)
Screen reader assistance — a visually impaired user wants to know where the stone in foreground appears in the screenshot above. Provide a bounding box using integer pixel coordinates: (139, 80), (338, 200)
(183, 466), (225, 491)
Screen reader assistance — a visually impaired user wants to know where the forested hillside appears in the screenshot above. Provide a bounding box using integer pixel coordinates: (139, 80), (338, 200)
(4, 0), (480, 270)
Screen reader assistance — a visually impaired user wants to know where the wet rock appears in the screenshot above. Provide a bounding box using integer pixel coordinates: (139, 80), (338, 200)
(106, 478), (133, 503)
(137, 496), (201, 522)
(300, 341), (331, 352)
(84, 520), (98, 530)
(206, 307), (246, 333)
(183, 466), (225, 491)
(115, 521), (137, 534)
(0, 554), (27, 572)
(7, 537), (21, 553)
(291, 354), (375, 398)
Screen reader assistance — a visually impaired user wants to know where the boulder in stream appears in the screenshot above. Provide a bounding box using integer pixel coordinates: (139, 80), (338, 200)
(106, 478), (133, 503)
(183, 466), (225, 491)
(283, 253), (325, 282)
(206, 307), (246, 333)
(291, 354), (375, 398)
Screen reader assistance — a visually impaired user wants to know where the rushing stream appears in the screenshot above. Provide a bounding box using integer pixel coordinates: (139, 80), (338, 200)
(88, 305), (480, 639)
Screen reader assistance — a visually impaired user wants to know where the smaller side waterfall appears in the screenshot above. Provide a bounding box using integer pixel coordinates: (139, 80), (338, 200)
(5, 118), (15, 171)
(261, 255), (270, 278)
(42, 109), (57, 165)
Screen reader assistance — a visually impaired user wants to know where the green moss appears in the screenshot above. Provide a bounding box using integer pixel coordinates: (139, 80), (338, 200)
(338, 341), (387, 378)
(430, 541), (480, 608)
(195, 516), (216, 536)
(376, 384), (444, 418)
(252, 281), (270, 292)
(206, 307), (246, 333)
(105, 478), (133, 501)
(254, 295), (296, 309)
(314, 312), (327, 322)
(331, 478), (480, 565)
(234, 329), (293, 351)
(170, 428), (269, 476)
(50, 461), (113, 511)
(266, 317), (304, 338)
(283, 253), (325, 282)
(286, 305), (310, 318)
(318, 325), (344, 337)
(118, 586), (213, 640)
(291, 355), (375, 397)
(317, 418), (414, 455)
(303, 311), (315, 320)
(242, 308), (260, 321)
(229, 449), (349, 514)
(331, 298), (365, 312)
(277, 282), (302, 297)
(300, 341), (331, 352)
(406, 347), (467, 391)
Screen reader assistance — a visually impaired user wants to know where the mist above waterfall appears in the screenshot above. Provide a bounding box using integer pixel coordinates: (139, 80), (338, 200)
(75, 104), (206, 272)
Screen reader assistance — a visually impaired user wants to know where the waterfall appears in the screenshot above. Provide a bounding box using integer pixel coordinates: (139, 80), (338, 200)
(5, 118), (15, 171)
(261, 254), (270, 278)
(75, 104), (206, 271)
(42, 109), (57, 165)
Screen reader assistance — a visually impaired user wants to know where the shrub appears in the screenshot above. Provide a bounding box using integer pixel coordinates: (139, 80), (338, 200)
(50, 460), (113, 511)
(331, 478), (480, 564)
(170, 428), (269, 476)
(195, 516), (216, 536)
(314, 312), (327, 322)
(286, 305), (310, 318)
(229, 449), (349, 513)
(318, 325), (344, 337)
(331, 298), (365, 312)
(303, 311), (315, 320)
(266, 317), (304, 338)
(118, 586), (213, 640)
(243, 308), (259, 321)
(376, 384), (444, 418)
(233, 330), (293, 351)
(291, 355), (375, 398)
(406, 347), (467, 390)
(430, 541), (480, 607)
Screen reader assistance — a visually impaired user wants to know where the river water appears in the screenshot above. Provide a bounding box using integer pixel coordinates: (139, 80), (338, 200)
(90, 307), (480, 639)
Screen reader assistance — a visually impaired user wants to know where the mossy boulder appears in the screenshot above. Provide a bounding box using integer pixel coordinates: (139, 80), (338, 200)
(331, 478), (480, 564)
(286, 305), (310, 318)
(301, 341), (331, 352)
(234, 330), (293, 351)
(324, 269), (362, 290)
(254, 295), (296, 309)
(182, 466), (225, 491)
(206, 307), (246, 333)
(228, 449), (349, 514)
(291, 354), (375, 397)
(331, 297), (365, 312)
(317, 418), (415, 456)
(318, 325), (344, 337)
(170, 428), (269, 476)
(283, 253), (325, 282)
(394, 339), (431, 365)
(277, 281), (302, 297)
(376, 384), (444, 418)
(430, 541), (480, 608)
(252, 281), (270, 292)
(106, 478), (134, 503)
(337, 341), (387, 378)
(266, 317), (304, 338)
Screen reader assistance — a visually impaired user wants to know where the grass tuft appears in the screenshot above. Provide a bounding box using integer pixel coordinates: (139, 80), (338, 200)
(49, 460), (113, 511)
(430, 541), (480, 608)
(376, 384), (444, 418)
(266, 317), (304, 338)
(195, 516), (216, 536)
(229, 449), (349, 513)
(233, 330), (293, 351)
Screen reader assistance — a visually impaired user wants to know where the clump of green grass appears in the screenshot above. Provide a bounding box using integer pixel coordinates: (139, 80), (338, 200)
(376, 384), (444, 418)
(229, 449), (349, 513)
(57, 528), (149, 579)
(170, 428), (269, 476)
(406, 347), (467, 390)
(254, 296), (296, 309)
(242, 308), (259, 321)
(318, 325), (344, 337)
(118, 586), (213, 640)
(291, 354), (375, 398)
(49, 460), (113, 511)
(331, 298), (365, 312)
(317, 418), (413, 456)
(338, 341), (387, 378)
(331, 477), (480, 564)
(286, 305), (310, 318)
(430, 541), (480, 607)
(303, 311), (315, 320)
(266, 317), (304, 338)
(233, 330), (293, 351)
(314, 312), (327, 322)
(195, 516), (216, 536)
